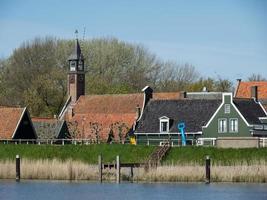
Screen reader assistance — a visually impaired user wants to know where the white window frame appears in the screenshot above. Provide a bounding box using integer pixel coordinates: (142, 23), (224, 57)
(218, 118), (227, 133)
(70, 61), (76, 71)
(224, 104), (230, 114)
(159, 116), (169, 133)
(229, 118), (238, 133)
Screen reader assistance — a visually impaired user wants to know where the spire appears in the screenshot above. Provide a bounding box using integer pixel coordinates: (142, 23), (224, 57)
(68, 39), (84, 60)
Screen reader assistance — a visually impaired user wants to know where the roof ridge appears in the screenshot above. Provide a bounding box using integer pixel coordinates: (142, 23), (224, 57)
(0, 105), (24, 109)
(233, 97), (253, 101)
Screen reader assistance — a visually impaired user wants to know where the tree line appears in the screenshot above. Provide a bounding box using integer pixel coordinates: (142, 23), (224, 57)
(0, 37), (265, 117)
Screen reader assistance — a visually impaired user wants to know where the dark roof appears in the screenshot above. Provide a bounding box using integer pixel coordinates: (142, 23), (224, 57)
(233, 98), (266, 124)
(33, 120), (68, 139)
(68, 39), (84, 60)
(135, 99), (221, 133)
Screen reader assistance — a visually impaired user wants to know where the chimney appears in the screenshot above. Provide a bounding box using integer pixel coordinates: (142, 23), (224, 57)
(251, 86), (258, 101)
(180, 91), (187, 99)
(234, 78), (242, 97)
(142, 86), (153, 106)
(135, 105), (141, 120)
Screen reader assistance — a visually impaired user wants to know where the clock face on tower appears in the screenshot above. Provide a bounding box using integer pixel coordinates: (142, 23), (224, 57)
(69, 74), (75, 83)
(78, 75), (84, 82)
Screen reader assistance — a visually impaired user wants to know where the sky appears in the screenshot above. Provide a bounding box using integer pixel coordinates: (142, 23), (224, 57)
(0, 0), (267, 81)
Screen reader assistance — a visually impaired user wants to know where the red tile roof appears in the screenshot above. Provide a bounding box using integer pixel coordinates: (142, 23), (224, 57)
(235, 81), (267, 99)
(0, 107), (25, 139)
(73, 94), (143, 114)
(67, 92), (182, 141)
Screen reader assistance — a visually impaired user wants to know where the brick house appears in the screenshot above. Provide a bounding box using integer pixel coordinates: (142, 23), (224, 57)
(235, 80), (267, 112)
(59, 39), (184, 142)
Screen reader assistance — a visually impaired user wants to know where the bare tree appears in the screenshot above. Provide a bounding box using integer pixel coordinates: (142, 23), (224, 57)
(67, 121), (81, 139)
(247, 74), (266, 81)
(156, 62), (200, 91)
(89, 122), (102, 143)
(110, 122), (129, 143)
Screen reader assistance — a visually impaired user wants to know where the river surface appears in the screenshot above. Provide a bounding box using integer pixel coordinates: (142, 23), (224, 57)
(0, 180), (266, 200)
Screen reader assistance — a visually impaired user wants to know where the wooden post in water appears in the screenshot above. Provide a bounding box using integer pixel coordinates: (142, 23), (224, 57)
(16, 155), (20, 182)
(116, 155), (120, 184)
(130, 166), (134, 183)
(98, 155), (102, 183)
(205, 155), (211, 184)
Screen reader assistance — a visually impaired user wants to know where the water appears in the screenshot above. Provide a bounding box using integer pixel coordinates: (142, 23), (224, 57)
(0, 181), (266, 200)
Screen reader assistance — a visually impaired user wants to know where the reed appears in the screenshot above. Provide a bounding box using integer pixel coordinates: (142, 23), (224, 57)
(133, 161), (267, 183)
(0, 159), (266, 182)
(0, 159), (98, 180)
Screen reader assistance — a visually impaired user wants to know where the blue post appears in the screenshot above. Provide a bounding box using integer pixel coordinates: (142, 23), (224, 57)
(178, 122), (186, 146)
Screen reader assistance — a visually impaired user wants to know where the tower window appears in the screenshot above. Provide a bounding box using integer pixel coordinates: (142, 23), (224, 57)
(70, 61), (76, 71)
(78, 60), (83, 71)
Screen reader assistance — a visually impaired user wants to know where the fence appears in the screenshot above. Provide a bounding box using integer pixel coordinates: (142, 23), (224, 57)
(0, 138), (128, 145)
(1, 137), (267, 147)
(136, 138), (195, 146)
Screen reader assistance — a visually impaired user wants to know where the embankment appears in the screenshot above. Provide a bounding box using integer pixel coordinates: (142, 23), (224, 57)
(0, 144), (267, 182)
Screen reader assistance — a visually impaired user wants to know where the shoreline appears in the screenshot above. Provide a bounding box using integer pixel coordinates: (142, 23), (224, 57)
(1, 159), (266, 183)
(0, 179), (267, 185)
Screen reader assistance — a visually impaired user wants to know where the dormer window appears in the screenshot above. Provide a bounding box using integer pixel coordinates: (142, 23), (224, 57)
(159, 116), (169, 133)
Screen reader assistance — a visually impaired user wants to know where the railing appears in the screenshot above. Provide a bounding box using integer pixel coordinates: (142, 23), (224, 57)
(196, 138), (217, 146)
(137, 138), (195, 146)
(259, 138), (267, 148)
(0, 139), (123, 145)
(145, 140), (171, 169)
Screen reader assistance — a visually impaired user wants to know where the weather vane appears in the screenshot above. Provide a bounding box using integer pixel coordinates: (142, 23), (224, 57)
(75, 30), (78, 39)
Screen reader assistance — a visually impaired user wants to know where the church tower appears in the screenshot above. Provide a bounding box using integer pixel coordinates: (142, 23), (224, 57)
(68, 39), (85, 103)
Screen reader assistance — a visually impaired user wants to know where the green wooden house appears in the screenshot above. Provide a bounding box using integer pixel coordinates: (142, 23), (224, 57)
(200, 93), (267, 147)
(134, 92), (267, 147)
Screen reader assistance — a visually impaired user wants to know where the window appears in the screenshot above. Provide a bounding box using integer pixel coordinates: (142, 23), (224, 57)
(218, 118), (227, 133)
(70, 61), (76, 71)
(161, 121), (168, 132)
(229, 118), (238, 133)
(224, 104), (230, 114)
(159, 116), (169, 133)
(78, 60), (83, 71)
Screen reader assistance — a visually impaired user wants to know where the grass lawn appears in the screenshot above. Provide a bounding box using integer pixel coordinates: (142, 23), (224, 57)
(1, 144), (267, 165)
(0, 144), (155, 164)
(163, 146), (267, 165)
